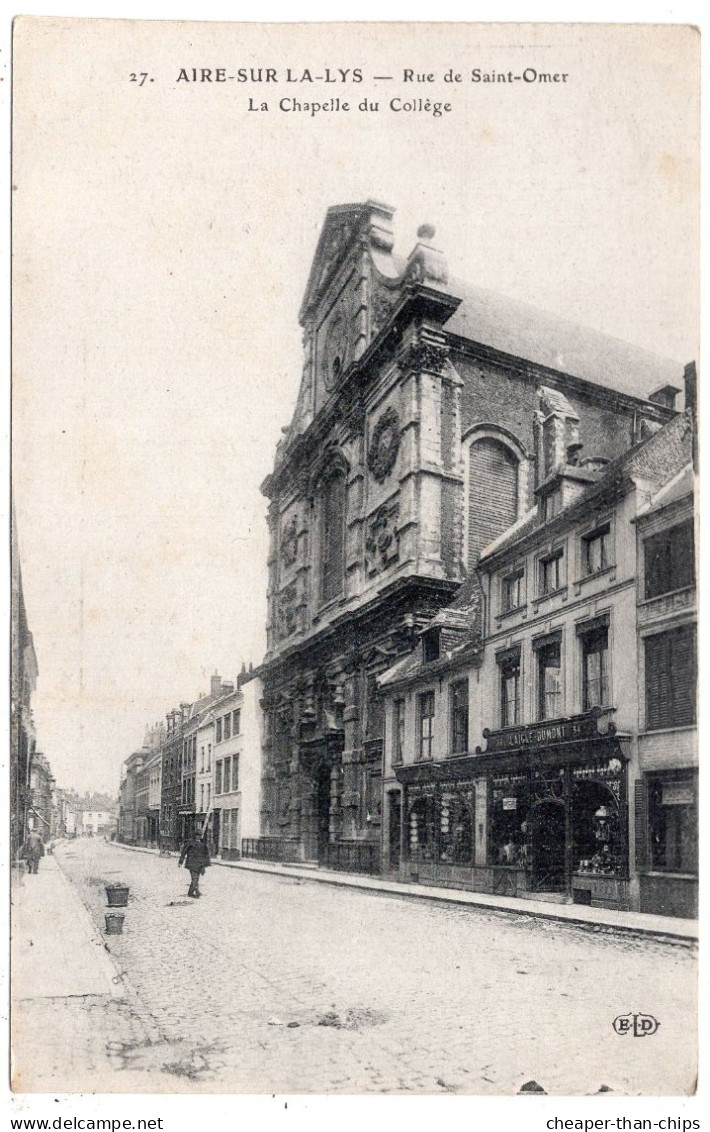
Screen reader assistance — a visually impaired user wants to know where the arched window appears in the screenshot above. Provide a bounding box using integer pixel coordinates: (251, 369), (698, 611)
(465, 431), (524, 567)
(320, 470), (346, 603)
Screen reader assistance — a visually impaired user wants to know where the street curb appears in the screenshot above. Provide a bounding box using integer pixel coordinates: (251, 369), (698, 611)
(53, 848), (134, 999)
(107, 841), (697, 943)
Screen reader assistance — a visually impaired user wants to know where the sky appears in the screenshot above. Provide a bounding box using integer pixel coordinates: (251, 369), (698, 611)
(11, 19), (699, 796)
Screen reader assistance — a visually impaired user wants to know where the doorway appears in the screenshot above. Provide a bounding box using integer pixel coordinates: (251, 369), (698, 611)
(316, 763), (332, 862)
(532, 798), (567, 891)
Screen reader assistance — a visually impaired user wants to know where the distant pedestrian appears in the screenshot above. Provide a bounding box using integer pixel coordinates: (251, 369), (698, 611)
(178, 833), (210, 898)
(21, 831), (45, 874)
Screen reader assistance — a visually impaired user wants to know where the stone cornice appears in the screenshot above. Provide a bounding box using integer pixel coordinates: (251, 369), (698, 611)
(256, 574), (459, 683)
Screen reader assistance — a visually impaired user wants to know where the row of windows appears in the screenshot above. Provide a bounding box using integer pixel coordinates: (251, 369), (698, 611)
(182, 735), (197, 770)
(498, 625), (609, 729)
(406, 626), (607, 764)
(215, 755), (239, 795)
(391, 622), (695, 766)
(392, 679), (470, 765)
(500, 518), (694, 617)
(215, 709), (241, 744)
(198, 743), (213, 773)
(501, 523), (611, 614)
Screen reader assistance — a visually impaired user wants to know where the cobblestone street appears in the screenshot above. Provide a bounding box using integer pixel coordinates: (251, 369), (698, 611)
(27, 840), (697, 1095)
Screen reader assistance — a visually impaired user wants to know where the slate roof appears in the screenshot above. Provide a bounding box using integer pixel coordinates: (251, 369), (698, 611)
(443, 279), (685, 405)
(378, 573), (484, 690)
(478, 410), (694, 566)
(635, 463), (694, 520)
(381, 257), (683, 404)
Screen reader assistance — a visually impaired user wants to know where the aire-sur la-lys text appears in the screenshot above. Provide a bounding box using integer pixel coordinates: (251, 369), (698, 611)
(175, 66), (571, 85)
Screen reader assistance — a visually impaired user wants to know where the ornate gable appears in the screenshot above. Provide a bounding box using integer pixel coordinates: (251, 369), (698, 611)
(272, 202), (457, 471)
(299, 200), (395, 327)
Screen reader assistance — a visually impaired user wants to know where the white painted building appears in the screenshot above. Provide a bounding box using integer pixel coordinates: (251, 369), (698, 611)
(211, 675), (263, 858)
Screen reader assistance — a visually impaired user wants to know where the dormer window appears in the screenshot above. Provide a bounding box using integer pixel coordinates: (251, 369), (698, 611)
(543, 488), (562, 521)
(422, 627), (441, 663)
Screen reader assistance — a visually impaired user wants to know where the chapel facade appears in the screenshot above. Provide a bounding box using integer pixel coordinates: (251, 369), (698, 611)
(257, 200), (681, 868)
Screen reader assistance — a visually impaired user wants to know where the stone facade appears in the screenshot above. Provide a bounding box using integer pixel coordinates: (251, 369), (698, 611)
(258, 199), (682, 868)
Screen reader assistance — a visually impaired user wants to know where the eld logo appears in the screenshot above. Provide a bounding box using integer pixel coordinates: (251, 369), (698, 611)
(613, 1013), (660, 1037)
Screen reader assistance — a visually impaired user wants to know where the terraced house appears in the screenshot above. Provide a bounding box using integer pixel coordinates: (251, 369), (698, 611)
(379, 401), (695, 915)
(256, 198), (685, 873)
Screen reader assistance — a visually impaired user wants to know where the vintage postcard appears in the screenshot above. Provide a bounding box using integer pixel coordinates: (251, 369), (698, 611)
(10, 19), (699, 1097)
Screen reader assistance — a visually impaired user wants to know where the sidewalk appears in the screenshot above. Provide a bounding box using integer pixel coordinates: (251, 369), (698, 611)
(111, 842), (698, 942)
(11, 854), (120, 1000)
(11, 853), (162, 1093)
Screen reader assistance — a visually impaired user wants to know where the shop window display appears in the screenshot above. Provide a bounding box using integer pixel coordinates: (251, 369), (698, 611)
(407, 794), (436, 861)
(439, 791), (474, 865)
(491, 782), (530, 867)
(573, 779), (622, 876)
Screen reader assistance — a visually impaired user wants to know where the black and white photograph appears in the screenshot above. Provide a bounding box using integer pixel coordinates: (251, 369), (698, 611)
(9, 17), (699, 1099)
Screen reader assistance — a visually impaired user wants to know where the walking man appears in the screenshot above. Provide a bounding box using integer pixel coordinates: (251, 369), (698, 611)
(178, 831), (210, 897)
(21, 830), (45, 874)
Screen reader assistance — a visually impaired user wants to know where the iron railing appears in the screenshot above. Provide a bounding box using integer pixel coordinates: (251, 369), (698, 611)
(241, 836), (301, 862)
(321, 840), (381, 876)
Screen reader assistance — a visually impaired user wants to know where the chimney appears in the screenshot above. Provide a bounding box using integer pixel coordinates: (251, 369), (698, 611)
(536, 387), (580, 479)
(210, 671), (222, 698)
(684, 361), (697, 471)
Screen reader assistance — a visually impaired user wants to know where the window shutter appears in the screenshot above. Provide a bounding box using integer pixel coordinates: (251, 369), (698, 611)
(670, 626), (697, 726)
(468, 439), (518, 567)
(645, 634), (671, 730)
(671, 521), (695, 591)
(634, 778), (648, 871)
(644, 531), (669, 599)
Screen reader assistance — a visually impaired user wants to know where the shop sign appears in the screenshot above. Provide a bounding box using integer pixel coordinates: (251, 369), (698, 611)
(484, 714), (599, 753)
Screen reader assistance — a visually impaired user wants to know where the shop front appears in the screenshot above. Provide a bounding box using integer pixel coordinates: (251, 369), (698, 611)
(637, 769), (698, 918)
(394, 710), (631, 910)
(392, 752), (485, 890)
